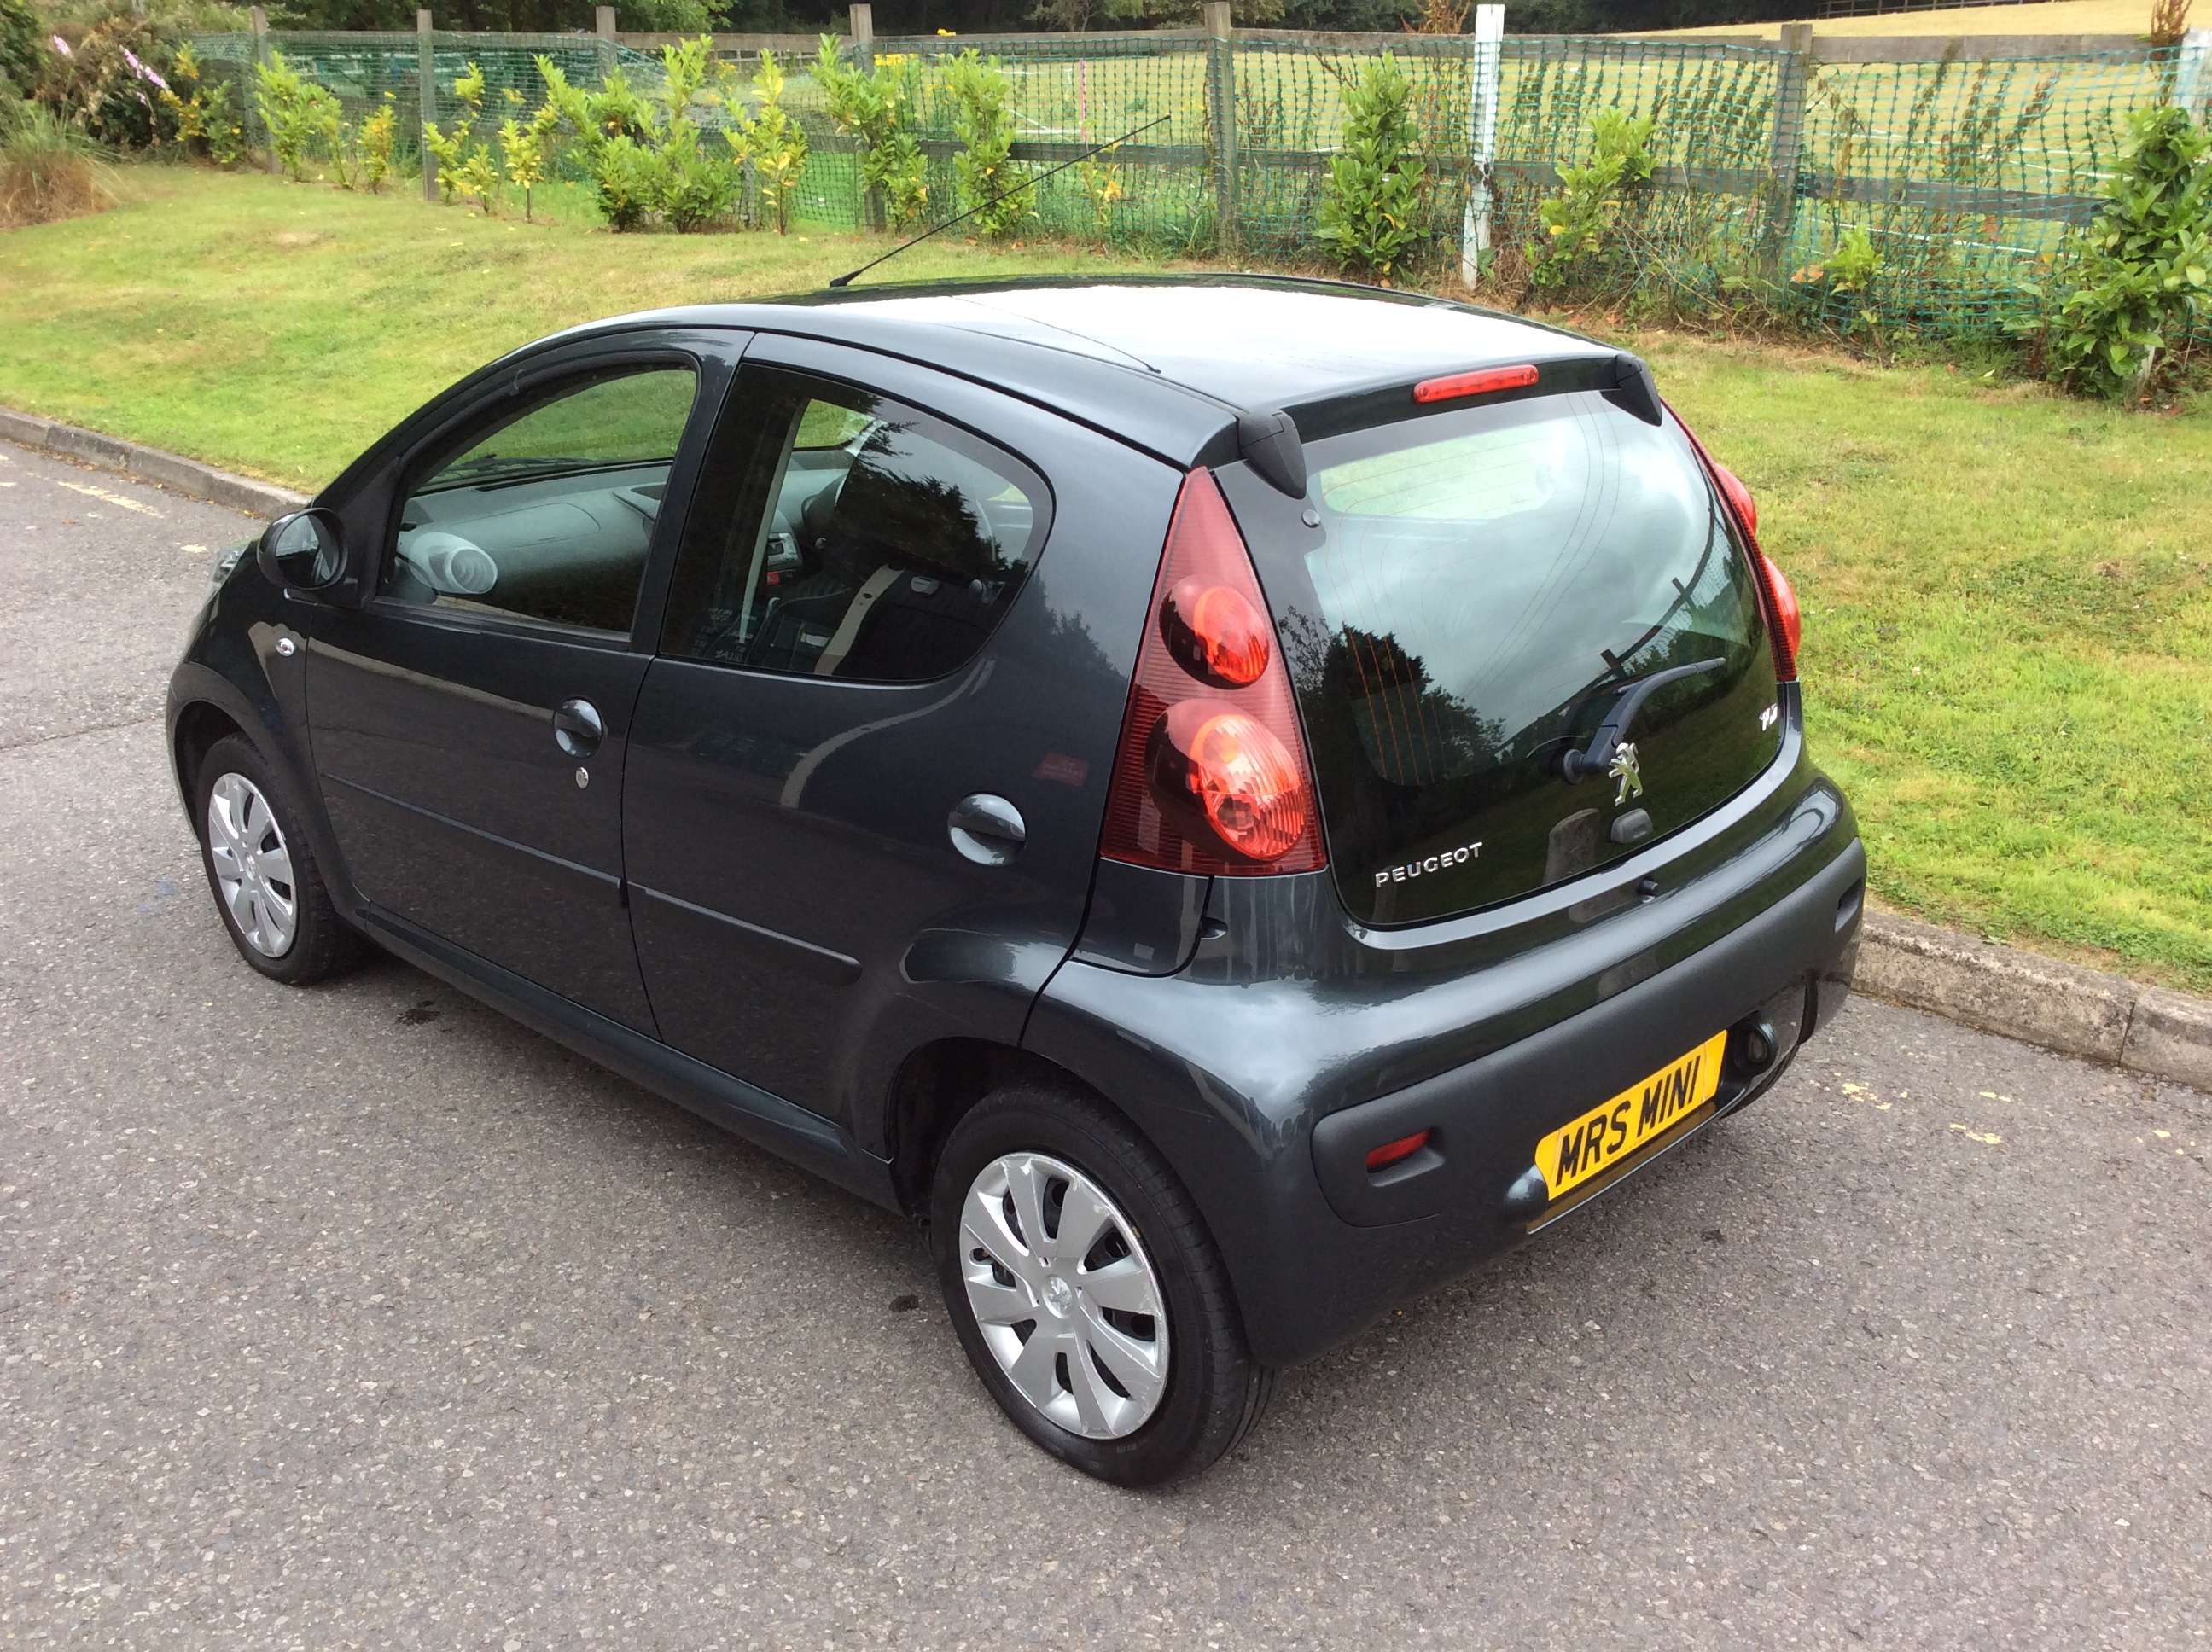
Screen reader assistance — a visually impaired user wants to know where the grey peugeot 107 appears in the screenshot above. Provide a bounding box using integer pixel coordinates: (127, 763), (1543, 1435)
(171, 276), (1862, 1485)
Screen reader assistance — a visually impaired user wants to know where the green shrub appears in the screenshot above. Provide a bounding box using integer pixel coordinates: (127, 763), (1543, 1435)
(2036, 104), (2211, 401)
(536, 40), (740, 234)
(1316, 54), (1427, 283)
(942, 50), (1031, 240)
(733, 49), (807, 234)
(255, 49), (340, 183)
(422, 60), (507, 208)
(1786, 224), (1889, 337)
(0, 0), (40, 98)
(357, 92), (398, 193)
(156, 44), (244, 167)
(591, 132), (661, 230)
(815, 38), (929, 230)
(1527, 106), (1653, 291)
(660, 122), (737, 230)
(498, 101), (559, 220)
(37, 14), (182, 151)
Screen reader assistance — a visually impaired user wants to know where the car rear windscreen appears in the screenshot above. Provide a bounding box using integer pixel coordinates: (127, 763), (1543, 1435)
(1238, 387), (1784, 927)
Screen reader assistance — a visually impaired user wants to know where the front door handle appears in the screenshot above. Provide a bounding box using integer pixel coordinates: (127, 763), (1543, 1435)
(948, 793), (1026, 866)
(553, 698), (604, 759)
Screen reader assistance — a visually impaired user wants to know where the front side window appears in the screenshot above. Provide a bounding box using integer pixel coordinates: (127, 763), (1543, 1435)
(385, 365), (698, 633)
(662, 370), (1045, 682)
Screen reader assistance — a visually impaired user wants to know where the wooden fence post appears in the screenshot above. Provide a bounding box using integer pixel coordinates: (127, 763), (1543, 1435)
(1204, 0), (1237, 258)
(1459, 3), (1505, 287)
(596, 6), (619, 82)
(1760, 21), (1813, 282)
(249, 6), (279, 175)
(850, 3), (883, 231)
(417, 9), (439, 203)
(2175, 29), (2210, 124)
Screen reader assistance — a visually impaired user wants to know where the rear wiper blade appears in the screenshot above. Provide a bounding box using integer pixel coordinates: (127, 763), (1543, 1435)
(1558, 657), (1726, 787)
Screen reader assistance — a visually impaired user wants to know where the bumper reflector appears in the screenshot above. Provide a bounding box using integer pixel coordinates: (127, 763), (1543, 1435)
(1365, 1128), (1434, 1172)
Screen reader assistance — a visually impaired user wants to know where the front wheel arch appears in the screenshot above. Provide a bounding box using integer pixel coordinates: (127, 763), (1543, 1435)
(172, 700), (247, 812)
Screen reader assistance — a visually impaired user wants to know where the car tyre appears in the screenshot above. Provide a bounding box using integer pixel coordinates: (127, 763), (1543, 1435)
(930, 1082), (1274, 1486)
(194, 732), (360, 986)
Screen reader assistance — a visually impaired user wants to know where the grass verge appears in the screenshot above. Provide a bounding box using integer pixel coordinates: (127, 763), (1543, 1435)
(1643, 332), (2209, 993)
(1638, 0), (2157, 36)
(0, 166), (1179, 488)
(3, 166), (2207, 992)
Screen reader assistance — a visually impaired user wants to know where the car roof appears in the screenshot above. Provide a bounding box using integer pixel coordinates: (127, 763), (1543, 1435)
(555, 276), (1615, 469)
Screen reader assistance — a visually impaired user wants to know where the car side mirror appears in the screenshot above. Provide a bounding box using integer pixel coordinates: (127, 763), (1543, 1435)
(258, 509), (348, 596)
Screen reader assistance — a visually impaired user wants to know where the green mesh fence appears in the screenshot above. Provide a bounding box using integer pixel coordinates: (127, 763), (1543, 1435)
(191, 27), (2206, 343)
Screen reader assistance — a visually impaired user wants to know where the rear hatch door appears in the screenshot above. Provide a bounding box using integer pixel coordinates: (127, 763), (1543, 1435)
(1225, 367), (1785, 928)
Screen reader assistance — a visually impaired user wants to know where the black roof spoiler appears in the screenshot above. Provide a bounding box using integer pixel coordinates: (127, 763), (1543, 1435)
(1609, 352), (1663, 425)
(1221, 348), (1664, 497)
(1237, 409), (1307, 499)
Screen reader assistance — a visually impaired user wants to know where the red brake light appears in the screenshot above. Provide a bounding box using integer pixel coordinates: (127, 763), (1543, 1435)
(1666, 404), (1800, 683)
(1365, 1129), (1432, 1172)
(1101, 468), (1325, 874)
(1160, 578), (1270, 687)
(1412, 364), (1540, 404)
(1757, 550), (1802, 669)
(1713, 463), (1758, 539)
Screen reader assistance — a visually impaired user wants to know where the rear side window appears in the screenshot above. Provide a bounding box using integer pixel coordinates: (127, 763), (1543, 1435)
(1244, 390), (1783, 926)
(661, 369), (1047, 683)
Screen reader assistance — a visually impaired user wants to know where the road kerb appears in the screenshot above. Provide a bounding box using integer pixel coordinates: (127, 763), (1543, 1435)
(1, 405), (310, 520)
(1856, 913), (2206, 1091)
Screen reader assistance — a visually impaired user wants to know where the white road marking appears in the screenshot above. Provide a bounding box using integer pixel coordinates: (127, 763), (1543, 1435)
(49, 478), (162, 517)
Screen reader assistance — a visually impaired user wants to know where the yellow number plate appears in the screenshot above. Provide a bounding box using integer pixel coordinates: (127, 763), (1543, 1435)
(1535, 1030), (1729, 1201)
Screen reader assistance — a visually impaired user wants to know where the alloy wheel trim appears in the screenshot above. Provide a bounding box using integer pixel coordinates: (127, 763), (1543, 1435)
(959, 1151), (1172, 1440)
(206, 771), (299, 958)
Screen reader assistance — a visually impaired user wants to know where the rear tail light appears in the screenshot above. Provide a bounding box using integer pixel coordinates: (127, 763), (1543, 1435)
(1101, 468), (1326, 874)
(1160, 578), (1270, 687)
(1756, 550), (1802, 669)
(1146, 703), (1307, 861)
(1712, 462), (1758, 539)
(1668, 412), (1799, 683)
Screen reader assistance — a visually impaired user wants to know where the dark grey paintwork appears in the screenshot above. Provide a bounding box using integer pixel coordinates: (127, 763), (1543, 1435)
(167, 276), (1862, 1371)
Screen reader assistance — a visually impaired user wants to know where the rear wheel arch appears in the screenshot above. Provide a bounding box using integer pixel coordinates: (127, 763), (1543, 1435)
(885, 1038), (1154, 1223)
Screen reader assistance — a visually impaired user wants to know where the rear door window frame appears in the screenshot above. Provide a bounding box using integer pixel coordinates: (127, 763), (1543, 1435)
(657, 353), (1057, 685)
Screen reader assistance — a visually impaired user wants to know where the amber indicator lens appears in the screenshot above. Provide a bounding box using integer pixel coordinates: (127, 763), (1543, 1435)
(1144, 700), (1310, 864)
(1365, 1129), (1433, 1172)
(1160, 578), (1272, 688)
(1412, 364), (1540, 405)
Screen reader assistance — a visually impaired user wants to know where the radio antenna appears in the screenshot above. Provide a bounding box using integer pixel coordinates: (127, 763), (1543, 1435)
(826, 114), (1169, 290)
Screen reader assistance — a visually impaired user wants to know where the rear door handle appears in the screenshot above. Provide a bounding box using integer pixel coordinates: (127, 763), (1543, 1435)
(553, 698), (604, 759)
(948, 794), (1026, 866)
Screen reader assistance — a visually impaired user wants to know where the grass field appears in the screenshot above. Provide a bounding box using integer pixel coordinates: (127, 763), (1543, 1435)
(0, 166), (1172, 487)
(1643, 0), (2158, 36)
(3, 166), (2207, 992)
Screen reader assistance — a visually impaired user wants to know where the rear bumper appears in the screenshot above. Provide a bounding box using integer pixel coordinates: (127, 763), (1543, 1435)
(1026, 786), (1863, 1369)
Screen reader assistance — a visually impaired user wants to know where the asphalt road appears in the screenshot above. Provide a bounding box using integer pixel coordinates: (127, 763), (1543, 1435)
(3, 437), (2208, 1650)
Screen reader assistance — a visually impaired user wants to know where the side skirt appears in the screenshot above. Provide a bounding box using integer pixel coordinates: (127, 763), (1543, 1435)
(359, 905), (901, 1213)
